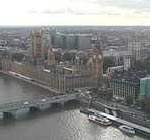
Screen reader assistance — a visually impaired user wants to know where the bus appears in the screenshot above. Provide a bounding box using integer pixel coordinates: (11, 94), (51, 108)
(106, 66), (124, 74)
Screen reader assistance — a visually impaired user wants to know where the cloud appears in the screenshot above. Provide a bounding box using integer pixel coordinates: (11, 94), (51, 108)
(66, 8), (121, 15)
(28, 8), (121, 16)
(93, 0), (150, 12)
(28, 9), (66, 14)
(42, 9), (66, 14)
(28, 10), (39, 14)
(0, 0), (149, 25)
(27, 0), (149, 16)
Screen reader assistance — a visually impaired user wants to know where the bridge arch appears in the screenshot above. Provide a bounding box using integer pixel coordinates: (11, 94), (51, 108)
(51, 102), (62, 108)
(64, 99), (79, 107)
(3, 112), (14, 120)
(29, 106), (40, 112)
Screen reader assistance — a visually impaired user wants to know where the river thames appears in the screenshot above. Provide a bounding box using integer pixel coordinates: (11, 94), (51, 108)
(0, 74), (149, 140)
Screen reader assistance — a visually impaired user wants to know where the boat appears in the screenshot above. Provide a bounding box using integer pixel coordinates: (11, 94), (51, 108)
(118, 125), (135, 135)
(88, 114), (112, 126)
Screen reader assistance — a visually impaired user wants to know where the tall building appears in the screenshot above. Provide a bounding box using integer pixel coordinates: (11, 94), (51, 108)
(123, 55), (131, 70)
(31, 30), (43, 59)
(50, 27), (57, 48)
(139, 77), (150, 99)
(110, 70), (149, 101)
(47, 48), (56, 66)
(66, 35), (78, 49)
(51, 30), (92, 50)
(111, 79), (139, 101)
(89, 38), (103, 87)
(78, 35), (91, 50)
(127, 36), (150, 62)
(0, 53), (11, 72)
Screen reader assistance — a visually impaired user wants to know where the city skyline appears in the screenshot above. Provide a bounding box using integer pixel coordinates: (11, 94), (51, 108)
(0, 19), (150, 139)
(0, 0), (150, 26)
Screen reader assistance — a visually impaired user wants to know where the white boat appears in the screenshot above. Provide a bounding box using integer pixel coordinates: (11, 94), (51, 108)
(9, 71), (17, 75)
(119, 125), (135, 135)
(88, 114), (112, 126)
(15, 74), (32, 81)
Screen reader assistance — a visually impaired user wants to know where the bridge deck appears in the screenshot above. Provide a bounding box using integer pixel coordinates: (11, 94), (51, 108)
(0, 93), (79, 112)
(88, 108), (150, 134)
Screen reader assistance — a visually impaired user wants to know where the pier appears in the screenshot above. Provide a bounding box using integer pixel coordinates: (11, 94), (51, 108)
(81, 108), (150, 136)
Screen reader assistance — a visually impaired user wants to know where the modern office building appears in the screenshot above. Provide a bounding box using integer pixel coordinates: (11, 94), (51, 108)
(139, 77), (150, 99)
(51, 30), (92, 50)
(111, 79), (139, 101)
(110, 70), (148, 101)
(77, 34), (92, 50)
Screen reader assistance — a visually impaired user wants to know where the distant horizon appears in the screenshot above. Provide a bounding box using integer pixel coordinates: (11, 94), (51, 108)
(0, 25), (150, 27)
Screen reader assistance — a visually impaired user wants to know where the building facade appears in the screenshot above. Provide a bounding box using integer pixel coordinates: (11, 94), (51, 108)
(111, 79), (139, 101)
(127, 36), (150, 62)
(88, 39), (103, 88)
(110, 70), (149, 101)
(52, 30), (92, 50)
(139, 77), (150, 99)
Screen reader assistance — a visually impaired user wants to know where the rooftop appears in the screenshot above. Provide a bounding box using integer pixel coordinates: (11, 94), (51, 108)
(111, 70), (148, 83)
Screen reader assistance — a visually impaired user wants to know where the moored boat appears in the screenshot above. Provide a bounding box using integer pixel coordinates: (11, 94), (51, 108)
(88, 114), (112, 126)
(119, 125), (135, 136)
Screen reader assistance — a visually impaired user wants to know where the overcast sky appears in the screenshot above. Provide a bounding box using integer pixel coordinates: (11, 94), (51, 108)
(0, 0), (150, 26)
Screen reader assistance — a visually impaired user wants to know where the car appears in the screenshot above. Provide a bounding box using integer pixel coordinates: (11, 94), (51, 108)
(130, 104), (135, 108)
(78, 90), (82, 93)
(146, 120), (150, 123)
(41, 99), (46, 102)
(137, 107), (142, 110)
(112, 99), (116, 102)
(54, 96), (59, 99)
(80, 92), (84, 96)
(121, 101), (127, 105)
(24, 101), (29, 105)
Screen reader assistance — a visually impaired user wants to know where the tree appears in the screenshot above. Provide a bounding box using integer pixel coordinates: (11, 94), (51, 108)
(140, 98), (150, 114)
(55, 52), (62, 64)
(63, 52), (76, 63)
(0, 62), (2, 70)
(81, 57), (88, 65)
(132, 57), (150, 73)
(125, 96), (133, 105)
(145, 99), (150, 113)
(103, 57), (114, 73)
(12, 53), (25, 62)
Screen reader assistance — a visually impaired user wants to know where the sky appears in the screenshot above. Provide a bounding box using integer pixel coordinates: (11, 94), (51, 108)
(0, 0), (150, 26)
